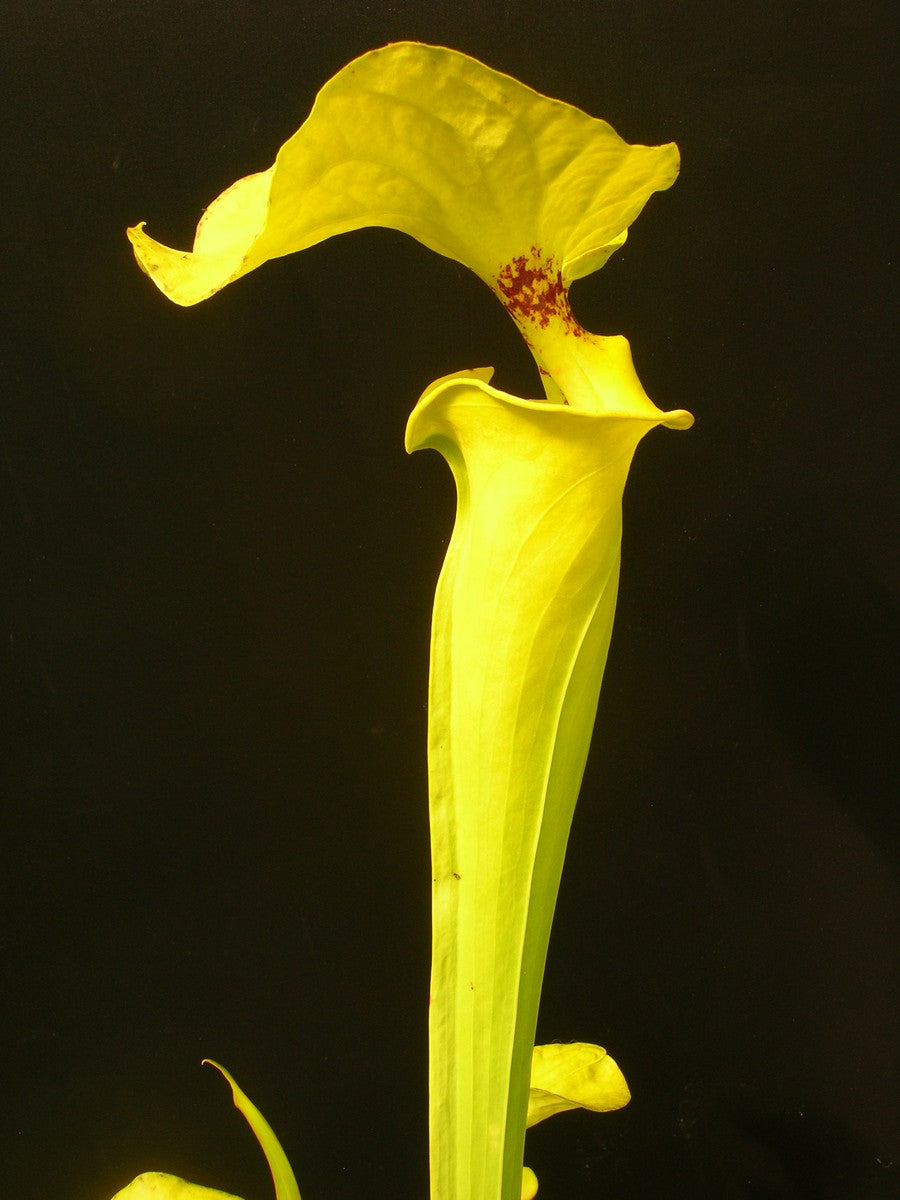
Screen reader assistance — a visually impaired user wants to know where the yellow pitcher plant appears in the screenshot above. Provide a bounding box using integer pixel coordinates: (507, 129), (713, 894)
(114, 42), (692, 1200)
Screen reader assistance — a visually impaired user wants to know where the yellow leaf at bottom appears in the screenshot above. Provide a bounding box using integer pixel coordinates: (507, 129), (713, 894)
(110, 1173), (242, 1200)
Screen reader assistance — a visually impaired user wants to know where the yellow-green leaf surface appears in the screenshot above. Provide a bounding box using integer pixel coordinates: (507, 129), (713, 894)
(528, 1042), (630, 1127)
(128, 42), (691, 1200)
(204, 1062), (301, 1200)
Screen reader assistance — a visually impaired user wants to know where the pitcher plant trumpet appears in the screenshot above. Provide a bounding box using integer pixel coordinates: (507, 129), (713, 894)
(114, 42), (692, 1200)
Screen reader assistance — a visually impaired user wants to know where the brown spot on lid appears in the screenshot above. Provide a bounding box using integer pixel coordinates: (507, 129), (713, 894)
(495, 245), (583, 336)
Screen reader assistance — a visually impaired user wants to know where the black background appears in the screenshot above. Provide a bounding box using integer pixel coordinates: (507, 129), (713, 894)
(2, 3), (897, 1199)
